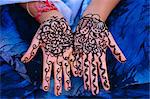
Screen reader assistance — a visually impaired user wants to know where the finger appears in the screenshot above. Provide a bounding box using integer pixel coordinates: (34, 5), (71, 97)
(21, 35), (40, 63)
(107, 32), (126, 63)
(98, 54), (110, 91)
(83, 53), (91, 90)
(62, 49), (71, 91)
(69, 52), (77, 76)
(77, 53), (83, 77)
(54, 60), (62, 96)
(73, 53), (81, 77)
(90, 53), (99, 95)
(63, 60), (71, 91)
(41, 47), (52, 91)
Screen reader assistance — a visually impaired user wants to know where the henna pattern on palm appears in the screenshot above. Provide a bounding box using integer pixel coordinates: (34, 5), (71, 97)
(37, 16), (73, 57)
(21, 16), (73, 96)
(73, 14), (126, 95)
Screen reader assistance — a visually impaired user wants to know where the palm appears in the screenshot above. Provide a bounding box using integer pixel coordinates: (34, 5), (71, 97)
(21, 16), (73, 96)
(72, 14), (126, 95)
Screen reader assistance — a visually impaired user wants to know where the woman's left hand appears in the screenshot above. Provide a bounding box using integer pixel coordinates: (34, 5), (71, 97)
(72, 14), (126, 95)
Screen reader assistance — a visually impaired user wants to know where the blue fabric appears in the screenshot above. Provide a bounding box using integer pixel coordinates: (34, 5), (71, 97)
(0, 0), (90, 26)
(0, 0), (149, 98)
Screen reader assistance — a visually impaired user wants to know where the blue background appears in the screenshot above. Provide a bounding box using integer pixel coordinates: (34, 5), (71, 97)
(0, 0), (149, 98)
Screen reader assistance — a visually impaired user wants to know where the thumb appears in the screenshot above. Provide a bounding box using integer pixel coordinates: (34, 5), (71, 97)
(21, 37), (40, 63)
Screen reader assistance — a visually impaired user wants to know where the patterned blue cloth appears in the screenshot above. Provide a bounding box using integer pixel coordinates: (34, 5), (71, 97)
(0, 0), (149, 98)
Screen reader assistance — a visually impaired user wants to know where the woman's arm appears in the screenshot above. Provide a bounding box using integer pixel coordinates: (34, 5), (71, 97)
(84, 0), (120, 21)
(19, 2), (62, 23)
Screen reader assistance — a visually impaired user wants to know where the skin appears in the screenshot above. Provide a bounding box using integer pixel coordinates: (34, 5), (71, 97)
(71, 0), (127, 95)
(20, 2), (73, 96)
(20, 0), (126, 96)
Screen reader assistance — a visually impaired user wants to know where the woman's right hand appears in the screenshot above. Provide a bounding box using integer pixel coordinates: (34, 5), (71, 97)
(21, 12), (74, 96)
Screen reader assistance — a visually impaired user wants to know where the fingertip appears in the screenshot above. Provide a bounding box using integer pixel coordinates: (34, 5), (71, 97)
(21, 57), (25, 63)
(120, 54), (127, 63)
(92, 90), (99, 96)
(55, 89), (62, 96)
(103, 83), (110, 91)
(78, 70), (83, 77)
(21, 56), (29, 63)
(84, 84), (90, 91)
(65, 86), (71, 91)
(121, 59), (127, 63)
(64, 79), (71, 91)
(104, 86), (110, 91)
(73, 71), (78, 77)
(78, 74), (83, 77)
(21, 52), (32, 63)
(42, 86), (49, 92)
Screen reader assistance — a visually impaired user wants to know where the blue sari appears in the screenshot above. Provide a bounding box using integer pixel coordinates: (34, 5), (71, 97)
(0, 0), (149, 98)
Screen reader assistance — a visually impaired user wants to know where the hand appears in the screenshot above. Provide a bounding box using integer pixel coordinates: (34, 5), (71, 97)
(73, 14), (126, 95)
(21, 15), (73, 96)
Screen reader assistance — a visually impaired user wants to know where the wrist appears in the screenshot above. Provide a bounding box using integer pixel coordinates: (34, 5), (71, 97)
(83, 0), (120, 22)
(83, 3), (108, 22)
(39, 10), (63, 23)
(20, 1), (59, 23)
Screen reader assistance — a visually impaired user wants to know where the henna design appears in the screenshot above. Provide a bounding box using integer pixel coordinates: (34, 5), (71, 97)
(74, 14), (109, 55)
(21, 16), (73, 95)
(56, 61), (62, 95)
(43, 55), (52, 90)
(36, 16), (72, 93)
(23, 44), (39, 63)
(108, 39), (126, 62)
(37, 16), (73, 57)
(74, 14), (110, 91)
(99, 58), (109, 88)
(23, 16), (73, 94)
(64, 59), (71, 90)
(66, 79), (71, 90)
(91, 54), (98, 94)
(74, 14), (114, 93)
(84, 54), (90, 90)
(74, 14), (126, 94)
(73, 53), (83, 76)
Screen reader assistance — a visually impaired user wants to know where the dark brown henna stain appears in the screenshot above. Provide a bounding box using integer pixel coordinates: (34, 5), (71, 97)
(91, 54), (98, 94)
(74, 14), (109, 55)
(84, 54), (90, 90)
(43, 55), (52, 91)
(64, 60), (71, 90)
(56, 62), (62, 95)
(108, 38), (126, 62)
(36, 16), (73, 57)
(74, 14), (123, 92)
(73, 53), (82, 76)
(35, 16), (73, 93)
(23, 44), (39, 63)
(99, 58), (109, 89)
